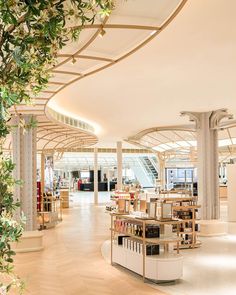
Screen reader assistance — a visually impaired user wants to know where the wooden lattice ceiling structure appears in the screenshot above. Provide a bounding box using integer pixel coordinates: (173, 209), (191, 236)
(8, 0), (187, 152)
(127, 120), (236, 164)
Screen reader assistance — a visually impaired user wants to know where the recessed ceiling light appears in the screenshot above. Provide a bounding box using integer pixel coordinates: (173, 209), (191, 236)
(71, 56), (77, 64)
(99, 28), (106, 37)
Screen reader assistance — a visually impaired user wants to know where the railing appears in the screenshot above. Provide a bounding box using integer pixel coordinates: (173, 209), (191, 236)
(139, 156), (158, 186)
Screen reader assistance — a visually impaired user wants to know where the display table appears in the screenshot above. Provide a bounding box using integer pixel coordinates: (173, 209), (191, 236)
(110, 213), (183, 282)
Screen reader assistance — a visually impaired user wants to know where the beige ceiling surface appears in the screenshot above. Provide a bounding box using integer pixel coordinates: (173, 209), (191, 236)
(50, 0), (236, 147)
(11, 0), (186, 150)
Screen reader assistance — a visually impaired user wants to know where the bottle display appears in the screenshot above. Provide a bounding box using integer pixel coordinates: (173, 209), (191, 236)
(114, 219), (160, 238)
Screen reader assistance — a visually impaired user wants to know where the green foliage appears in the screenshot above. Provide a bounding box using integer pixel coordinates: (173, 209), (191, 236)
(0, 155), (25, 293)
(0, 0), (114, 293)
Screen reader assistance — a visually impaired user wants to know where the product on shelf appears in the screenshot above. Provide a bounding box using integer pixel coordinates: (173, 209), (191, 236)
(117, 236), (160, 255)
(110, 213), (183, 282)
(172, 200), (201, 249)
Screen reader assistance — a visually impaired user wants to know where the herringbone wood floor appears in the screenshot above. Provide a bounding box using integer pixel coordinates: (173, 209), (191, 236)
(13, 204), (167, 295)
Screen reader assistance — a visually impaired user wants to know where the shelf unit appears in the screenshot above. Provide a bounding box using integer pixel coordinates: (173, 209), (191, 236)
(110, 213), (183, 282)
(170, 198), (201, 249)
(60, 189), (69, 208)
(109, 190), (143, 214)
(37, 194), (62, 230)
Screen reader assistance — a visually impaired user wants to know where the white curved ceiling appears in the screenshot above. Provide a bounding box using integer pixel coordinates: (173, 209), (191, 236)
(50, 0), (236, 147)
(11, 0), (186, 151)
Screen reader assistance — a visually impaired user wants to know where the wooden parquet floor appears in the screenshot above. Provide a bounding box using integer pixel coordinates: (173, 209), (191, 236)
(13, 204), (167, 295)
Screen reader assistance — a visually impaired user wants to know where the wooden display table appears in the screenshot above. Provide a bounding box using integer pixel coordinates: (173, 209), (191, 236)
(60, 189), (69, 208)
(110, 213), (183, 282)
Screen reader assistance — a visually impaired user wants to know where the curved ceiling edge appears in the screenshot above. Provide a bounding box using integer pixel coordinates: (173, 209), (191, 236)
(11, 1), (188, 151)
(44, 0), (188, 111)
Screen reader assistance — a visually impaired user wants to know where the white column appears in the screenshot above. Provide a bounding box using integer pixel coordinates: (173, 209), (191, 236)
(157, 154), (166, 190)
(197, 112), (219, 219)
(41, 153), (45, 195)
(227, 164), (236, 222)
(12, 115), (37, 230)
(107, 168), (110, 192)
(94, 148), (98, 204)
(182, 109), (232, 220)
(117, 141), (123, 190)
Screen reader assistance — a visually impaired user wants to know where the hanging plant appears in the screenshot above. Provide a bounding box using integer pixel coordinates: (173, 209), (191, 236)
(0, 0), (114, 293)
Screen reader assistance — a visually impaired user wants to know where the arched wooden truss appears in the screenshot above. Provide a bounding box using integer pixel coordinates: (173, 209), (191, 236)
(127, 125), (196, 149)
(5, 114), (98, 152)
(126, 120), (236, 163)
(10, 0), (187, 152)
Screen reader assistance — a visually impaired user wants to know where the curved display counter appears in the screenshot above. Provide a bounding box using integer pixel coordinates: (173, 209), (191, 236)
(113, 243), (183, 281)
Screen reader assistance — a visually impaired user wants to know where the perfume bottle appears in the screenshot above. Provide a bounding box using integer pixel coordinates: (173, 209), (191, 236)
(139, 227), (143, 237)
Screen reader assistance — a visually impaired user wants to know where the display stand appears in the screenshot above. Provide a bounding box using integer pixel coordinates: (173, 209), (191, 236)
(108, 190), (140, 213)
(173, 203), (201, 249)
(158, 196), (201, 249)
(37, 193), (62, 230)
(60, 189), (69, 208)
(110, 213), (183, 282)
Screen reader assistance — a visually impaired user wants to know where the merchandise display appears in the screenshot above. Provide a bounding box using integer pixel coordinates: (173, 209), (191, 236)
(37, 192), (63, 230)
(60, 190), (70, 209)
(110, 213), (183, 282)
(111, 189), (202, 250)
(157, 196), (201, 249)
(108, 189), (141, 213)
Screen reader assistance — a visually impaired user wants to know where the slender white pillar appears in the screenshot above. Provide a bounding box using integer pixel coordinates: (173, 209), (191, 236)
(94, 148), (98, 204)
(117, 141), (123, 190)
(41, 153), (45, 195)
(182, 109), (232, 220)
(107, 168), (110, 192)
(157, 154), (166, 190)
(12, 115), (37, 230)
(227, 164), (236, 222)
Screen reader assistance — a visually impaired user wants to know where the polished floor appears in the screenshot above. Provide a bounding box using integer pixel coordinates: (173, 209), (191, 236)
(14, 192), (166, 295)
(14, 192), (236, 295)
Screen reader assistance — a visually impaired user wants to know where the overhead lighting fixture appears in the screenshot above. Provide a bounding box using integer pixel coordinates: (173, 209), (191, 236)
(150, 30), (157, 36)
(71, 56), (77, 65)
(99, 28), (106, 38)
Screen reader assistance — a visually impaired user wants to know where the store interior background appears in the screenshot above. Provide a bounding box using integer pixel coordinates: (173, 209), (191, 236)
(5, 0), (236, 294)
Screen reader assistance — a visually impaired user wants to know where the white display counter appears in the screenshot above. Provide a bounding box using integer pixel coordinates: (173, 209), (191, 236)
(113, 243), (183, 281)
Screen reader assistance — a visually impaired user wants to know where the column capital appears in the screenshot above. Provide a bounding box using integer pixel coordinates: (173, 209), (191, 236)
(180, 111), (202, 129)
(181, 109), (233, 130)
(209, 109), (233, 129)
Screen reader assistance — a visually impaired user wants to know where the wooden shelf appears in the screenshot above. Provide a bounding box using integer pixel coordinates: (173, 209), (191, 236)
(179, 231), (193, 234)
(179, 240), (202, 249)
(159, 196), (195, 202)
(173, 205), (201, 210)
(110, 213), (182, 225)
(111, 229), (182, 244)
